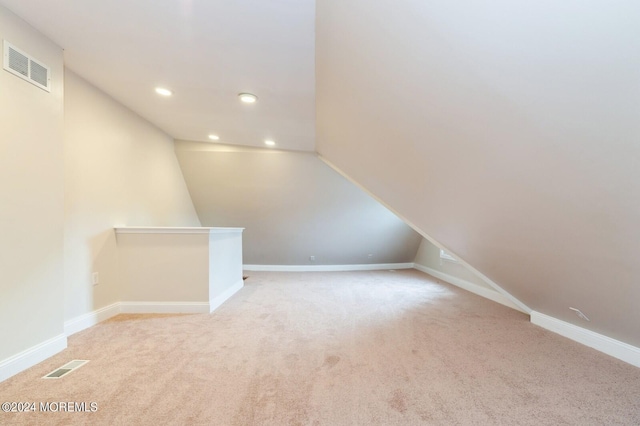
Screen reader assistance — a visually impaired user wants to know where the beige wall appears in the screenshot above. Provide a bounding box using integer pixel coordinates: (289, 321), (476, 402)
(316, 1), (640, 346)
(175, 141), (422, 265)
(0, 6), (65, 361)
(115, 228), (244, 307)
(117, 233), (209, 303)
(413, 239), (494, 290)
(64, 71), (200, 321)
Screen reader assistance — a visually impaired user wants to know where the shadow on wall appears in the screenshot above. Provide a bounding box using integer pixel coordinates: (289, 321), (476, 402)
(413, 238), (495, 291)
(89, 229), (120, 314)
(174, 141), (423, 266)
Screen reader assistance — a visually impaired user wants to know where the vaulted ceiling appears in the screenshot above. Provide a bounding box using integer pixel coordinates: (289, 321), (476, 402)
(2, 0), (639, 349)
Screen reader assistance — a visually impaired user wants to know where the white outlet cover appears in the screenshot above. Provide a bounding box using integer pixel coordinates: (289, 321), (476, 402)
(569, 307), (590, 321)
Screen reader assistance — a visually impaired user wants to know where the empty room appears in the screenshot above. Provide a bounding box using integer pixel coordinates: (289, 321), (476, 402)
(1, 1), (639, 424)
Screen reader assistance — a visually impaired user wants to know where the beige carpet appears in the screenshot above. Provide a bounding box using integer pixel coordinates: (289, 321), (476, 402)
(1, 270), (639, 425)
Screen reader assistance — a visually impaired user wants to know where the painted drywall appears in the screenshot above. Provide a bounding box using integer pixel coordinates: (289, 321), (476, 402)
(64, 70), (200, 321)
(316, 1), (640, 346)
(174, 141), (422, 265)
(115, 228), (244, 308)
(209, 231), (244, 301)
(117, 233), (209, 303)
(413, 239), (494, 291)
(0, 5), (65, 361)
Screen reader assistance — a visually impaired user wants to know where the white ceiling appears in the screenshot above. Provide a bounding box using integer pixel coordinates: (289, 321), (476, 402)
(0, 0), (316, 151)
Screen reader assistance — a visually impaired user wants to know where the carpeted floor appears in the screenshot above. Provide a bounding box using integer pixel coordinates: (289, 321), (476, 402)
(1, 270), (639, 425)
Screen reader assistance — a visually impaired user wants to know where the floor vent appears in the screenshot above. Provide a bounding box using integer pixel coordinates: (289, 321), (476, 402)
(3, 40), (51, 92)
(43, 360), (89, 379)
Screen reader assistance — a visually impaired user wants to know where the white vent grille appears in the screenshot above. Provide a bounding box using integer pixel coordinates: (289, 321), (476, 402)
(7, 45), (28, 77)
(3, 40), (51, 92)
(43, 360), (89, 379)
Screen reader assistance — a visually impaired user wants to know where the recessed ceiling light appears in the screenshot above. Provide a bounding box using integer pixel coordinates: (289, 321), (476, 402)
(155, 87), (173, 96)
(238, 93), (258, 103)
(208, 134), (220, 141)
(264, 140), (276, 147)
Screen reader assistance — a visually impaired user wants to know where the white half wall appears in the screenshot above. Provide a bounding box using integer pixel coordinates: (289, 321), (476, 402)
(209, 230), (244, 308)
(116, 232), (210, 303)
(115, 227), (244, 311)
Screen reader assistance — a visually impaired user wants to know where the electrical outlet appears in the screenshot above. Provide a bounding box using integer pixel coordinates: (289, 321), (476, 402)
(309, 256), (315, 262)
(569, 307), (589, 321)
(92, 272), (99, 286)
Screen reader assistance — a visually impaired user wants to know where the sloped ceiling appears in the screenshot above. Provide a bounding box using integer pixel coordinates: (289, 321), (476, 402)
(316, 0), (640, 347)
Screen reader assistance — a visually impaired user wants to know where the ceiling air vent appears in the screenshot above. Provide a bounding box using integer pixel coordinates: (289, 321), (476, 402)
(3, 40), (51, 92)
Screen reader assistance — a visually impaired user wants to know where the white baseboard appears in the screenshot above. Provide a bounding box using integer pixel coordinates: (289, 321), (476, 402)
(531, 311), (640, 368)
(243, 263), (414, 272)
(0, 334), (67, 383)
(64, 302), (121, 336)
(2, 290), (241, 383)
(210, 279), (244, 313)
(119, 301), (211, 314)
(413, 264), (523, 312)
(64, 292), (241, 329)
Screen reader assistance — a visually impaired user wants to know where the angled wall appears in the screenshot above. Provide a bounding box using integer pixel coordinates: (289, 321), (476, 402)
(316, 1), (640, 347)
(64, 70), (200, 323)
(414, 239), (494, 291)
(0, 5), (65, 370)
(413, 238), (522, 311)
(175, 141), (422, 266)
